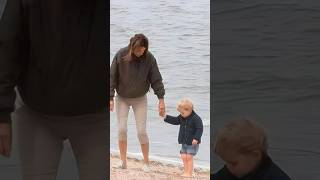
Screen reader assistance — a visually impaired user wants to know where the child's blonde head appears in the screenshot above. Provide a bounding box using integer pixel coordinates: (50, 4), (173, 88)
(177, 98), (194, 110)
(177, 98), (194, 118)
(214, 117), (268, 157)
(214, 117), (269, 178)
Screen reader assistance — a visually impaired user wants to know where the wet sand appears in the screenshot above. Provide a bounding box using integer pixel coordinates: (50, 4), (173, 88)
(110, 155), (210, 180)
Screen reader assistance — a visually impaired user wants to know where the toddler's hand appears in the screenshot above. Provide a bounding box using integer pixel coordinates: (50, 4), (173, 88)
(192, 139), (198, 145)
(159, 114), (166, 120)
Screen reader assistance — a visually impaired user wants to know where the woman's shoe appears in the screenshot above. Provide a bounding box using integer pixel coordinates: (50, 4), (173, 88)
(114, 160), (127, 169)
(142, 164), (151, 172)
(181, 173), (195, 178)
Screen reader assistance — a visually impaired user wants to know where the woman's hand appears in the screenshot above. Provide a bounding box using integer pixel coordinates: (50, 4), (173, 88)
(158, 98), (166, 117)
(110, 100), (114, 112)
(0, 123), (12, 157)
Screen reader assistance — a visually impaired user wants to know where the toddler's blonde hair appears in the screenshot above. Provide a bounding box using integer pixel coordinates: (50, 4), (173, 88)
(177, 98), (194, 110)
(214, 117), (268, 157)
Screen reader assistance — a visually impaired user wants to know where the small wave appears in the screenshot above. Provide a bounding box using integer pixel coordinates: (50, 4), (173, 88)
(202, 120), (211, 127)
(214, 3), (301, 15)
(110, 149), (210, 171)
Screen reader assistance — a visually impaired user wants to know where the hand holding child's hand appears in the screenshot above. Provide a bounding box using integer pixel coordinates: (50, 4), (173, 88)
(0, 123), (12, 157)
(192, 139), (198, 146)
(110, 100), (114, 112)
(158, 99), (166, 117)
(160, 114), (166, 121)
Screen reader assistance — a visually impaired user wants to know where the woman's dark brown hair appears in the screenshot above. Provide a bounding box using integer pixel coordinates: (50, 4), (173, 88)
(122, 33), (149, 61)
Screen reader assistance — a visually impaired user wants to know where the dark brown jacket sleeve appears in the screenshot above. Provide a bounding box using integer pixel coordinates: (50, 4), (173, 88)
(0, 0), (24, 123)
(110, 51), (119, 100)
(148, 53), (165, 99)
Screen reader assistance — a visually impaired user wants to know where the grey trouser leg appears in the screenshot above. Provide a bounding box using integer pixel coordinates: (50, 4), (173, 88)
(116, 95), (149, 144)
(115, 96), (130, 142)
(13, 105), (107, 180)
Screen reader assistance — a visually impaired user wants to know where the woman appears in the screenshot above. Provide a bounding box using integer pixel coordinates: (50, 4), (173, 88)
(0, 0), (108, 179)
(110, 33), (166, 172)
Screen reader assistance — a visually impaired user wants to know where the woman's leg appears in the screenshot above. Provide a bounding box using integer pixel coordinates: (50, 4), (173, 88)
(140, 143), (149, 164)
(115, 96), (130, 166)
(131, 95), (149, 164)
(14, 106), (63, 180)
(67, 112), (108, 180)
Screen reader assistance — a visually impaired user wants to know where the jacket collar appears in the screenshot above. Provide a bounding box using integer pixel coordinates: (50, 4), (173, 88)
(242, 155), (272, 180)
(223, 155), (272, 180)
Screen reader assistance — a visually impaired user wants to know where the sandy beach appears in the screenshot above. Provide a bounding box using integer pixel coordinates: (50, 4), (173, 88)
(110, 0), (211, 170)
(110, 155), (210, 180)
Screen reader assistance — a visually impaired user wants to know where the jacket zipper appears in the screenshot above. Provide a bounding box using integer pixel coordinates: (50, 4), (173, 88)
(185, 119), (188, 144)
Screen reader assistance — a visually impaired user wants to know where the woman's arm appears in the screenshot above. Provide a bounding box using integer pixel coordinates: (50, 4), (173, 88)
(148, 53), (165, 99)
(110, 52), (119, 101)
(0, 0), (24, 124)
(148, 53), (166, 116)
(0, 0), (24, 157)
(164, 115), (181, 125)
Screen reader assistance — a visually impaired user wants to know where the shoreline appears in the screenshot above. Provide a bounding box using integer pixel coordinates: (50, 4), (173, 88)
(110, 149), (210, 172)
(110, 152), (210, 180)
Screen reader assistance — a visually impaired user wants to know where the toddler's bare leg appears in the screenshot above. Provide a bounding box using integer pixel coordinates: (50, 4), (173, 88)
(186, 154), (194, 176)
(180, 153), (188, 175)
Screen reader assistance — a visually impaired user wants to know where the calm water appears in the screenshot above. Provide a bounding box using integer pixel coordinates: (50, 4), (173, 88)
(110, 0), (210, 168)
(0, 0), (6, 19)
(213, 1), (320, 179)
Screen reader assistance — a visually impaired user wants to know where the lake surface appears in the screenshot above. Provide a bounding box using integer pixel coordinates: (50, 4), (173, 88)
(110, 0), (211, 169)
(212, 1), (320, 179)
